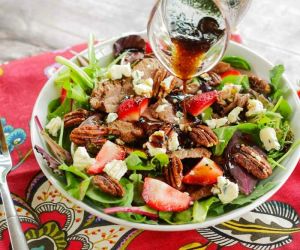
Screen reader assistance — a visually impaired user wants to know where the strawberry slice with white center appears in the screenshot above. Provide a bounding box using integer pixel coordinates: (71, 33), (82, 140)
(87, 140), (126, 175)
(184, 91), (217, 116)
(182, 157), (223, 185)
(142, 178), (191, 212)
(118, 97), (149, 122)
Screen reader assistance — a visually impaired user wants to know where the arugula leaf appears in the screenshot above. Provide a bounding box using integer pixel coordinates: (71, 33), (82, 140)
(213, 123), (258, 156)
(222, 56), (251, 70)
(129, 173), (145, 205)
(56, 56), (94, 89)
(272, 96), (292, 119)
(193, 196), (219, 222)
(47, 98), (72, 120)
(270, 64), (284, 90)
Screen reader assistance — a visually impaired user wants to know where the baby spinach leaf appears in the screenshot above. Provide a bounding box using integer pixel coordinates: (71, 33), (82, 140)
(272, 96), (292, 119)
(193, 196), (219, 222)
(219, 75), (249, 90)
(47, 98), (72, 120)
(59, 164), (89, 180)
(222, 56), (251, 70)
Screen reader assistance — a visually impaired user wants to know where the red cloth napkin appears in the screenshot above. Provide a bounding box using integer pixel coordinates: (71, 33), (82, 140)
(0, 43), (299, 250)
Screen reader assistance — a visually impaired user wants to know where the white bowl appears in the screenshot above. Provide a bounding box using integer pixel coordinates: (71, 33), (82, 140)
(30, 31), (300, 231)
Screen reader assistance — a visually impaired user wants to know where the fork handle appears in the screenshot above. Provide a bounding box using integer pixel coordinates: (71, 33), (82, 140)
(0, 182), (29, 250)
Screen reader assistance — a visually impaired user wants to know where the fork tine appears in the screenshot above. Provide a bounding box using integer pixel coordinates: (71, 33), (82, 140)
(0, 119), (8, 154)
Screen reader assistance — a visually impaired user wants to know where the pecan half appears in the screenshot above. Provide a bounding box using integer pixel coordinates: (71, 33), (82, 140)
(70, 125), (108, 146)
(164, 156), (183, 189)
(233, 145), (272, 179)
(93, 173), (125, 197)
(64, 109), (90, 128)
(207, 71), (222, 86)
(152, 69), (176, 99)
(211, 61), (231, 74)
(249, 75), (271, 95)
(186, 185), (213, 201)
(189, 125), (219, 147)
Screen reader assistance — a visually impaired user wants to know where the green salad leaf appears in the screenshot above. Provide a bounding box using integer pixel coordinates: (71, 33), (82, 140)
(59, 164), (89, 180)
(129, 173), (145, 205)
(193, 196), (219, 222)
(213, 123), (259, 156)
(47, 98), (72, 120)
(201, 107), (213, 121)
(209, 182), (277, 216)
(272, 96), (292, 119)
(269, 64), (285, 100)
(219, 75), (249, 90)
(222, 56), (251, 70)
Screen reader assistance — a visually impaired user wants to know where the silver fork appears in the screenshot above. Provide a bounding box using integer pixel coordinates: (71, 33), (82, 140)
(0, 121), (29, 250)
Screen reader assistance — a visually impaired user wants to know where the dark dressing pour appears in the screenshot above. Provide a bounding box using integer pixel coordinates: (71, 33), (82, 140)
(170, 16), (225, 115)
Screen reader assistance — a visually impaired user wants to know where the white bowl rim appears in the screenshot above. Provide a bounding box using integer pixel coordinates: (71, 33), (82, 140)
(30, 31), (300, 231)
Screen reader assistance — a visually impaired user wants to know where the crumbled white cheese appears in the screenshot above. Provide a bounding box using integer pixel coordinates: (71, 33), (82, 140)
(259, 127), (281, 151)
(132, 70), (153, 97)
(46, 116), (62, 137)
(205, 117), (228, 129)
(146, 130), (167, 156)
(176, 111), (184, 119)
(246, 99), (266, 117)
(106, 113), (118, 123)
(168, 131), (180, 151)
(104, 159), (127, 180)
(73, 147), (96, 171)
(146, 143), (167, 156)
(228, 107), (243, 124)
(212, 176), (239, 204)
(222, 84), (242, 93)
(161, 76), (174, 91)
(108, 64), (132, 80)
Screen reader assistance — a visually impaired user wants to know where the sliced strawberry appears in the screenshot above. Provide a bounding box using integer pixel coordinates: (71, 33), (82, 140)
(60, 88), (67, 103)
(145, 42), (153, 54)
(230, 33), (242, 44)
(87, 141), (126, 175)
(142, 178), (191, 212)
(184, 91), (217, 116)
(220, 69), (241, 79)
(118, 97), (149, 122)
(183, 157), (223, 185)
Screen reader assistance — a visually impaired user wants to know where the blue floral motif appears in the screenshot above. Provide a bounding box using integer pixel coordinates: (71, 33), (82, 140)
(6, 129), (26, 151)
(1, 118), (26, 152)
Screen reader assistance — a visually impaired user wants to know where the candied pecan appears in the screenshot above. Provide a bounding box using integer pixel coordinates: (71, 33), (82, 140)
(211, 61), (231, 74)
(186, 185), (213, 201)
(152, 69), (175, 99)
(70, 125), (108, 146)
(233, 145), (272, 179)
(64, 109), (90, 128)
(189, 125), (219, 147)
(249, 75), (271, 95)
(164, 156), (183, 189)
(93, 173), (125, 197)
(206, 71), (222, 86)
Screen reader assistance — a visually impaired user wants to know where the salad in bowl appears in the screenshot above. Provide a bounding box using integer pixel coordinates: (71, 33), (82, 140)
(32, 33), (300, 229)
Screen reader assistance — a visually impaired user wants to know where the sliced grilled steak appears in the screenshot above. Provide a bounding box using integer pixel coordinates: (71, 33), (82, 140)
(107, 120), (145, 144)
(90, 78), (134, 113)
(170, 148), (211, 160)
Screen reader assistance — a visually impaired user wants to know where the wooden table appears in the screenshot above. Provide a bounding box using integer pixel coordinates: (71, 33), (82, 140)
(0, 0), (299, 84)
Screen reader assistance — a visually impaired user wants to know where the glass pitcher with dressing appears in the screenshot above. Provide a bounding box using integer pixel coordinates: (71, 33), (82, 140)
(147, 0), (252, 80)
